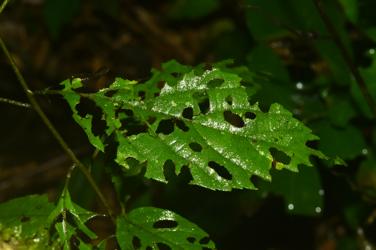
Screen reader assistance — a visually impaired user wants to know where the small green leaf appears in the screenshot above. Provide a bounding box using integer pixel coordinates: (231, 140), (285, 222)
(49, 186), (98, 245)
(116, 207), (215, 250)
(61, 79), (104, 151)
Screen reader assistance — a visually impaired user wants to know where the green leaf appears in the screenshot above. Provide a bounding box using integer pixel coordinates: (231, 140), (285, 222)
(116, 207), (215, 250)
(61, 78), (105, 151)
(48, 186), (98, 245)
(245, 0), (352, 86)
(338, 0), (358, 23)
(258, 166), (324, 216)
(313, 121), (366, 160)
(61, 61), (326, 191)
(0, 195), (54, 239)
(327, 96), (356, 127)
(351, 53), (376, 118)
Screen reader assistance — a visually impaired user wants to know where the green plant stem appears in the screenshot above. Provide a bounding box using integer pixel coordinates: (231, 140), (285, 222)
(0, 0), (9, 15)
(312, 0), (376, 118)
(0, 97), (31, 108)
(0, 36), (115, 221)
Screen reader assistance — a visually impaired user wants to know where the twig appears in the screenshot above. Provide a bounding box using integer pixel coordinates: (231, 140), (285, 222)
(0, 36), (115, 221)
(0, 97), (31, 108)
(0, 0), (9, 15)
(312, 0), (376, 118)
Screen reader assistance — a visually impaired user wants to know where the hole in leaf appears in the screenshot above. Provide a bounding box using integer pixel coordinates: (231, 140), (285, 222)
(76, 98), (105, 135)
(132, 236), (141, 249)
(189, 142), (203, 152)
(198, 98), (210, 114)
(163, 160), (176, 181)
(199, 236), (210, 244)
(225, 95), (233, 105)
(148, 116), (157, 125)
(125, 157), (141, 168)
(175, 119), (189, 132)
(269, 147), (291, 165)
(182, 107), (193, 120)
(123, 118), (148, 136)
(156, 119), (174, 135)
(245, 112), (256, 119)
(193, 92), (210, 114)
(104, 89), (117, 97)
(208, 161), (232, 180)
(204, 63), (212, 71)
(153, 220), (178, 229)
(154, 92), (160, 97)
(306, 140), (318, 149)
(223, 111), (245, 128)
(20, 216), (30, 222)
(146, 246), (152, 250)
(178, 165), (193, 183)
(138, 91), (146, 100)
(187, 237), (196, 243)
(250, 175), (262, 186)
(207, 78), (224, 88)
(122, 109), (134, 117)
(171, 72), (181, 78)
(240, 79), (252, 87)
(157, 243), (171, 250)
(70, 235), (79, 248)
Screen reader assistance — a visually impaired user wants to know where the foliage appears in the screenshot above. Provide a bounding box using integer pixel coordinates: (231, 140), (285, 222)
(1, 0), (376, 249)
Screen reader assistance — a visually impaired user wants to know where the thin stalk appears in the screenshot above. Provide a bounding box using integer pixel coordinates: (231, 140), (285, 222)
(0, 36), (115, 221)
(0, 0), (9, 15)
(0, 97), (31, 108)
(312, 0), (376, 118)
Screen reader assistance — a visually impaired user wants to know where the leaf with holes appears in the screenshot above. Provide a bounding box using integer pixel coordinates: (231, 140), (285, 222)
(116, 207), (215, 250)
(0, 195), (54, 239)
(61, 60), (327, 191)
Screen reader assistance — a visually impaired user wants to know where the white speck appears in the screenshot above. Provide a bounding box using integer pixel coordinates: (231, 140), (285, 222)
(318, 189), (325, 196)
(288, 203), (294, 210)
(369, 48), (375, 55)
(315, 207), (322, 213)
(362, 148), (368, 155)
(357, 228), (364, 235)
(296, 82), (304, 90)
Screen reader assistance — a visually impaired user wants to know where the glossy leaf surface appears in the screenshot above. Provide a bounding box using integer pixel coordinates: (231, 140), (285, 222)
(116, 207), (215, 250)
(61, 61), (326, 191)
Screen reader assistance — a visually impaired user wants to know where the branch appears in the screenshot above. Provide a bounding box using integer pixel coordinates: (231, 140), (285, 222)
(312, 0), (376, 118)
(0, 36), (115, 221)
(0, 0), (9, 15)
(0, 97), (31, 108)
